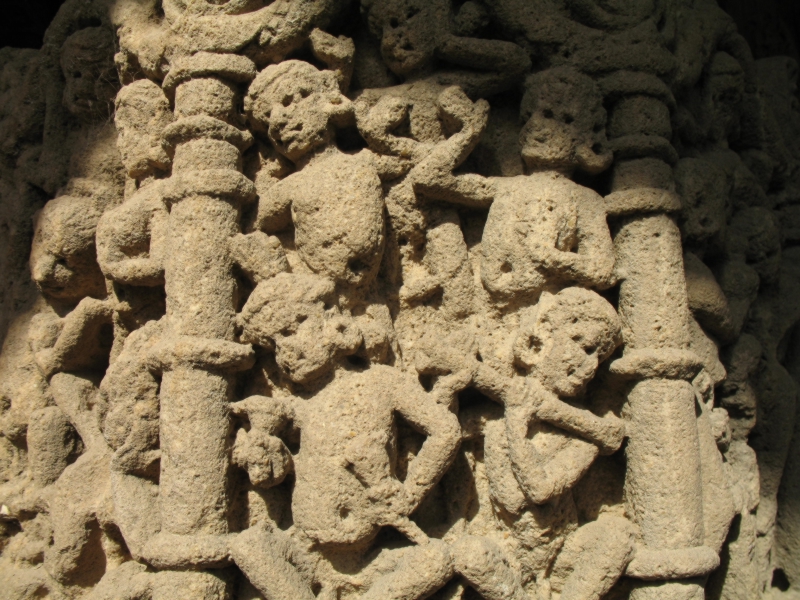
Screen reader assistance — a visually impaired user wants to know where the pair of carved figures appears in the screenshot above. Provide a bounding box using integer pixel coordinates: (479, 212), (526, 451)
(0, 0), (758, 599)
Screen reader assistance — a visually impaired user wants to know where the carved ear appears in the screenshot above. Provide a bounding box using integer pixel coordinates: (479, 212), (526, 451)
(327, 92), (355, 128)
(513, 325), (552, 370)
(576, 140), (613, 175)
(326, 315), (363, 355)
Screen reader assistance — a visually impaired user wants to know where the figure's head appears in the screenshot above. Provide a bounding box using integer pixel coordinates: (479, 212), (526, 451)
(519, 67), (612, 175)
(115, 80), (174, 180)
(726, 207), (781, 285)
(365, 0), (446, 77)
(513, 288), (621, 397)
(30, 194), (107, 302)
(676, 157), (729, 246)
(239, 273), (362, 384)
(60, 27), (118, 122)
(705, 52), (745, 145)
(245, 61), (352, 162)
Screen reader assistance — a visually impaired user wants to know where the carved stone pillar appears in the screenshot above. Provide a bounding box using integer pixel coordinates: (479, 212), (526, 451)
(604, 75), (718, 599)
(144, 52), (256, 563)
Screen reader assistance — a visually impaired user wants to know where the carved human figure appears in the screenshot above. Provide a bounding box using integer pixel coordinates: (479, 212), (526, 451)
(60, 27), (118, 124)
(36, 26), (123, 198)
(410, 67), (615, 306)
(245, 58), (386, 294)
(354, 0), (527, 327)
(354, 85), (491, 330)
(231, 272), (463, 599)
(0, 187), (125, 598)
(0, 21), (129, 596)
(95, 79), (174, 349)
(358, 0), (530, 116)
(245, 49), (495, 364)
(0, 192), (111, 493)
(436, 288), (632, 599)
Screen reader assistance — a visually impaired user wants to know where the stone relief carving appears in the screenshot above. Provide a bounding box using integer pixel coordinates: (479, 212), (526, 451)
(1, 0), (799, 599)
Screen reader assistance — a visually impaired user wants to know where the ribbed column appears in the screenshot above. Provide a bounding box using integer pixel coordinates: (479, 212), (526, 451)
(602, 73), (716, 600)
(143, 52), (257, 567)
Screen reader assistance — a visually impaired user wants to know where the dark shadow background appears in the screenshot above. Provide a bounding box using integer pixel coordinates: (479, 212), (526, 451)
(719, 0), (800, 63)
(0, 0), (71, 49)
(0, 0), (797, 60)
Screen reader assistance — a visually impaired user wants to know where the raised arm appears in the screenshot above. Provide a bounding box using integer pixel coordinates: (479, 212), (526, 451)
(309, 28), (355, 92)
(435, 34), (531, 99)
(505, 402), (599, 505)
(410, 87), (496, 209)
(250, 168), (293, 234)
(96, 191), (168, 287)
(393, 375), (461, 509)
(532, 389), (625, 455)
(532, 189), (615, 289)
(33, 297), (115, 378)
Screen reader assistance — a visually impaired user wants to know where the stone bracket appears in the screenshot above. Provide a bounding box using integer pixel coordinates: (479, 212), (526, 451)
(148, 336), (255, 373)
(609, 348), (704, 380)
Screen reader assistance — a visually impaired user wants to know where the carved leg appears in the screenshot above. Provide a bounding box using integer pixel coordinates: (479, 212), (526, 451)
(361, 538), (453, 600)
(229, 526), (315, 600)
(551, 516), (635, 600)
(452, 535), (529, 600)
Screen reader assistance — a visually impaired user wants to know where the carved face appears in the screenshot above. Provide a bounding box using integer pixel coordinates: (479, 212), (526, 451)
(514, 288), (620, 397)
(115, 80), (174, 179)
(519, 67), (611, 174)
(247, 63), (347, 162)
(60, 28), (118, 122)
(369, 0), (443, 77)
(267, 86), (331, 162)
(239, 274), (362, 385)
(30, 197), (106, 302)
(534, 322), (606, 397)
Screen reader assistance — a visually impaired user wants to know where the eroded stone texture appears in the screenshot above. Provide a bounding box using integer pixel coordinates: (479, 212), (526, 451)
(1, 1), (800, 599)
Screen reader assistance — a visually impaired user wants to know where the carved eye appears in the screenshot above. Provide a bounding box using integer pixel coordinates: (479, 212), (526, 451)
(389, 17), (400, 28)
(282, 95), (292, 107)
(296, 315), (307, 324)
(563, 114), (574, 124)
(543, 109), (554, 119)
(300, 89), (310, 99)
(279, 327), (292, 337)
(406, 7), (420, 19)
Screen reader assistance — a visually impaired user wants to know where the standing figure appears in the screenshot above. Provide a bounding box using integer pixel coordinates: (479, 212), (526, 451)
(245, 57), (385, 295)
(230, 272), (463, 600)
(407, 67), (616, 308)
(354, 0), (530, 348)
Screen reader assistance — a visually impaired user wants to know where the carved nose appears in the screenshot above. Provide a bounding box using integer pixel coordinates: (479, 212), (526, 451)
(30, 253), (57, 284)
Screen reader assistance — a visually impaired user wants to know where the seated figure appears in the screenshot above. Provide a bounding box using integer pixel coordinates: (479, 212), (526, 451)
(432, 288), (633, 599)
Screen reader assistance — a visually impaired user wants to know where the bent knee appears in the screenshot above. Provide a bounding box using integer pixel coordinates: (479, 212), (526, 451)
(452, 535), (503, 577)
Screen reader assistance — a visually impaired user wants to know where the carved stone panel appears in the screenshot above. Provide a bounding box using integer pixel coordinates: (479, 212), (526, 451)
(1, 1), (800, 599)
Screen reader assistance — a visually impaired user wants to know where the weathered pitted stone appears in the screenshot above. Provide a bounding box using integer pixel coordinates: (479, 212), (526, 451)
(2, 1), (800, 599)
